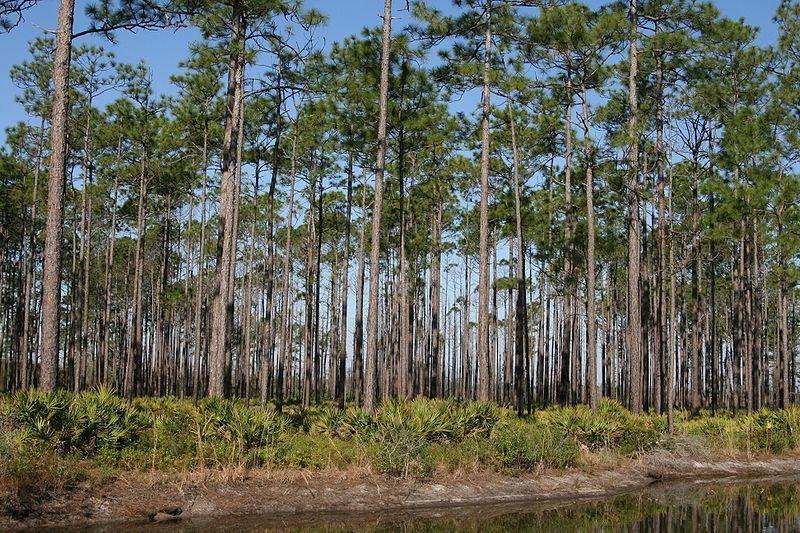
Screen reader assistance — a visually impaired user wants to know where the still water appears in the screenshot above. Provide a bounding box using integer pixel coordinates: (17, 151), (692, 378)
(57, 476), (800, 532)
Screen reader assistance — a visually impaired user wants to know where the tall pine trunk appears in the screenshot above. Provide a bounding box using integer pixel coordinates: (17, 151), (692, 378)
(124, 145), (148, 398)
(581, 82), (598, 410)
(276, 131), (297, 410)
(39, 0), (75, 391)
(208, 3), (245, 397)
(364, 0), (392, 412)
(192, 127), (209, 400)
(626, 0), (642, 412)
(507, 101), (528, 415)
(336, 152), (353, 408)
(476, 0), (493, 402)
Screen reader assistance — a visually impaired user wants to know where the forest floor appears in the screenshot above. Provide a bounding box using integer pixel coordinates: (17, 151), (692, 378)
(3, 437), (800, 531)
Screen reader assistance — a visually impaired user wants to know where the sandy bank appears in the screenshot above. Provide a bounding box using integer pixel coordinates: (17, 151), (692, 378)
(4, 444), (800, 530)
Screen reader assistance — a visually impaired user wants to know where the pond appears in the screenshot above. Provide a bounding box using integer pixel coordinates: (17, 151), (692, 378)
(50, 476), (800, 532)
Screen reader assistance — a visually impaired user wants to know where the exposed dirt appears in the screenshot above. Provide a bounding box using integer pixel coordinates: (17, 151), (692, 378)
(4, 441), (800, 531)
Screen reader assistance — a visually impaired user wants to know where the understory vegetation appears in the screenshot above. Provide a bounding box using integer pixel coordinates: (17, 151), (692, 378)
(2, 388), (800, 508)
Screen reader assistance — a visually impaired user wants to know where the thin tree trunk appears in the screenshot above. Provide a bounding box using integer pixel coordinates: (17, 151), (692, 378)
(77, 95), (94, 393)
(626, 0), (642, 412)
(192, 127), (209, 400)
(242, 165), (259, 400)
(429, 186), (442, 399)
(125, 143), (148, 398)
(559, 74), (575, 407)
(667, 140), (677, 431)
(336, 151), (353, 409)
(18, 118), (45, 390)
(580, 82), (598, 410)
(302, 197), (316, 408)
(364, 0), (392, 412)
(312, 175), (323, 404)
(276, 131), (297, 410)
(100, 137), (121, 387)
(507, 101), (528, 415)
(654, 45), (666, 414)
(476, 0), (493, 402)
(353, 175), (368, 406)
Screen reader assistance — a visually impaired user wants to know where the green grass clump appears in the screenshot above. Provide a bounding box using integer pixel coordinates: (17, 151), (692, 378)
(746, 409), (799, 453)
(490, 419), (580, 472)
(536, 399), (666, 455)
(681, 407), (800, 455)
(281, 434), (361, 469)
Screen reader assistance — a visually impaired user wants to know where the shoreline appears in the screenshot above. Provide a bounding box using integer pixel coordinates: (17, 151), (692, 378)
(5, 446), (800, 530)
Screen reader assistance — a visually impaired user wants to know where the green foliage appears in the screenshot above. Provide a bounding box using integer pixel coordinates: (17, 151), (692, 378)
(747, 409), (800, 454)
(368, 428), (433, 478)
(281, 434), (361, 470)
(682, 407), (800, 455)
(0, 428), (109, 518)
(193, 397), (288, 467)
(536, 399), (667, 455)
(3, 387), (147, 456)
(309, 399), (501, 478)
(490, 419), (580, 473)
(3, 392), (800, 483)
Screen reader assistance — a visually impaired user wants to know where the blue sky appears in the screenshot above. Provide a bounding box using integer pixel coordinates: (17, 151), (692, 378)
(0, 0), (783, 134)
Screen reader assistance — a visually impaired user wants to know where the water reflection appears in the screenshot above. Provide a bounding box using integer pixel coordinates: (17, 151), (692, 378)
(53, 477), (800, 532)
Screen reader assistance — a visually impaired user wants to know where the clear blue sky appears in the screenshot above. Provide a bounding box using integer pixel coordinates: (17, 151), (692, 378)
(0, 0), (782, 135)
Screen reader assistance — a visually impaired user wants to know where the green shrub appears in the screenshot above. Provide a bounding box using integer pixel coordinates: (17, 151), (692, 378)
(368, 427), (432, 478)
(490, 420), (580, 473)
(193, 398), (290, 467)
(746, 409), (796, 454)
(682, 415), (738, 450)
(682, 409), (800, 455)
(281, 434), (360, 469)
(425, 437), (493, 472)
(373, 400), (449, 443)
(537, 400), (665, 455)
(451, 400), (501, 439)
(68, 388), (147, 455)
(0, 430), (89, 517)
(3, 389), (72, 447)
(145, 402), (197, 470)
(3, 387), (146, 456)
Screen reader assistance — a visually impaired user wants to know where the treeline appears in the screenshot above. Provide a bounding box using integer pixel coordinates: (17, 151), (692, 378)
(1, 0), (799, 416)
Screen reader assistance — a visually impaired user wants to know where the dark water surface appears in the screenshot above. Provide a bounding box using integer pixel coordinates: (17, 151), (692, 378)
(48, 476), (800, 532)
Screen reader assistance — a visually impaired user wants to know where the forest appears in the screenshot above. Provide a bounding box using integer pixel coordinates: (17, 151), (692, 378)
(1, 0), (799, 422)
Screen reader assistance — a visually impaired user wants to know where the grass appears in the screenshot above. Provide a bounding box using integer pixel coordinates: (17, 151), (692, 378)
(2, 388), (800, 513)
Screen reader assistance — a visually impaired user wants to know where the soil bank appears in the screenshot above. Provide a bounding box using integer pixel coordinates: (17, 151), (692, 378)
(4, 443), (800, 531)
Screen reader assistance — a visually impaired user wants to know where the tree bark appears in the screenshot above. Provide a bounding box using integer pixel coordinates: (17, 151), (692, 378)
(559, 75), (574, 406)
(364, 0), (392, 412)
(208, 3), (245, 397)
(276, 130), (297, 411)
(507, 101), (528, 415)
(476, 0), (493, 402)
(429, 185), (442, 399)
(580, 82), (598, 410)
(336, 151), (354, 408)
(353, 174), (368, 406)
(626, 0), (642, 412)
(124, 132), (149, 398)
(192, 126), (209, 400)
(39, 0), (75, 391)
(100, 137), (121, 387)
(18, 118), (45, 390)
